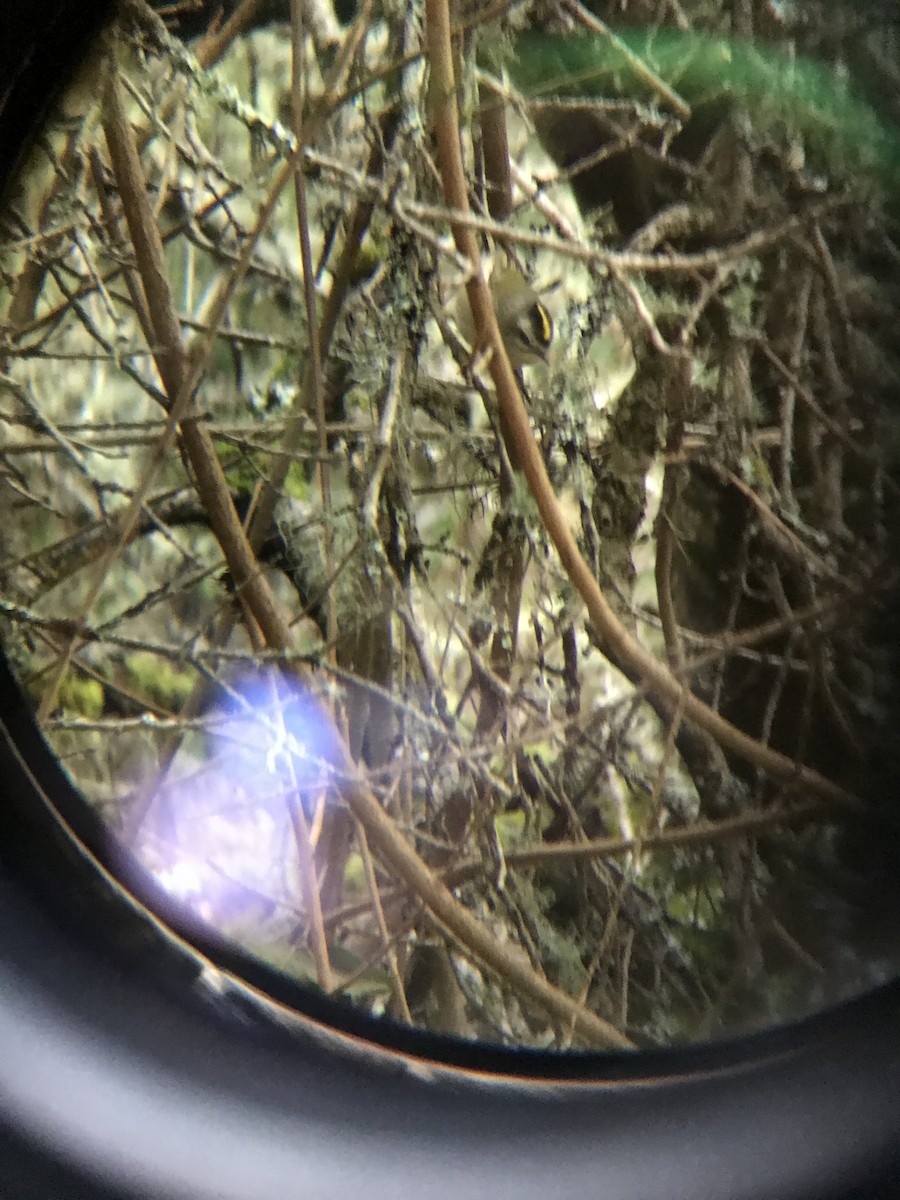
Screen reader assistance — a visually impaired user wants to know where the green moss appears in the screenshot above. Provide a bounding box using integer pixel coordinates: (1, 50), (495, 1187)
(58, 674), (105, 720)
(124, 651), (195, 710)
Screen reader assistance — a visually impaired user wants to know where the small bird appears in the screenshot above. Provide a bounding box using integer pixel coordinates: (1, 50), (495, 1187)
(454, 267), (554, 370)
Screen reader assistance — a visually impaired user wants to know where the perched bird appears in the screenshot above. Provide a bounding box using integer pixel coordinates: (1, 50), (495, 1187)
(454, 267), (554, 370)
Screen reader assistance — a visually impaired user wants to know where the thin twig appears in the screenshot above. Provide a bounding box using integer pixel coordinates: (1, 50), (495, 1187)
(559, 0), (692, 119)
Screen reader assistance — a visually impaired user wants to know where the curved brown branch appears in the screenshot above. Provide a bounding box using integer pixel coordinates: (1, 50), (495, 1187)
(329, 796), (834, 927)
(94, 49), (635, 1049)
(423, 0), (855, 812)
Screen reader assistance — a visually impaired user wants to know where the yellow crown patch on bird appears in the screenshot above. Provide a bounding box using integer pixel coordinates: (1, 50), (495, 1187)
(524, 291), (553, 356)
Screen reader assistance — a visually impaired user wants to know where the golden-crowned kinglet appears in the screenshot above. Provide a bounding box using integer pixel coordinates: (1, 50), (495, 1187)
(454, 268), (553, 370)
